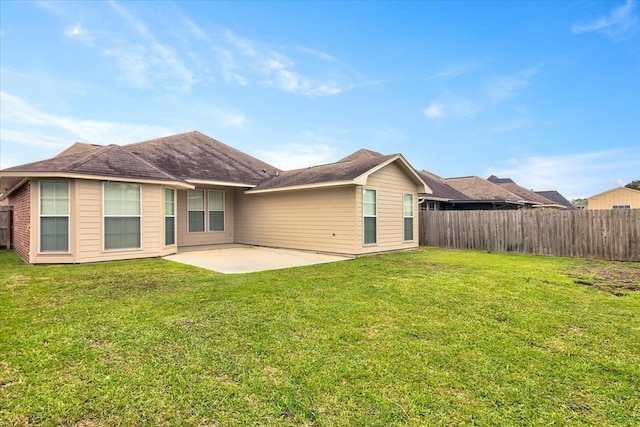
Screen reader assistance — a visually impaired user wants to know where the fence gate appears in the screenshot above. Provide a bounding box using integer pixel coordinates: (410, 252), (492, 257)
(0, 207), (11, 249)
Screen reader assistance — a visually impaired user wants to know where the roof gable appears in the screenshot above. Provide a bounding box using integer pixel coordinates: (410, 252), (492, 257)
(418, 170), (469, 200)
(248, 153), (430, 193)
(588, 186), (640, 199)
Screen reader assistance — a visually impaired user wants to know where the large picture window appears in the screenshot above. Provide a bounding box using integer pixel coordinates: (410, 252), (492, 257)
(40, 180), (69, 252)
(104, 183), (141, 250)
(187, 190), (205, 232)
(363, 189), (377, 245)
(403, 194), (414, 241)
(165, 188), (176, 245)
(208, 190), (225, 231)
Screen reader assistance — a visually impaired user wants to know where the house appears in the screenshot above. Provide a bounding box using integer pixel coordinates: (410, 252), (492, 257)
(587, 186), (640, 210)
(534, 190), (576, 210)
(416, 171), (570, 211)
(486, 176), (566, 209)
(416, 170), (469, 211)
(0, 131), (431, 264)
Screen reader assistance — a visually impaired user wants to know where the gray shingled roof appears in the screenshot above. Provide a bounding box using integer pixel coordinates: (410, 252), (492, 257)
(487, 175), (556, 205)
(2, 132), (428, 195)
(251, 153), (399, 191)
(2, 144), (183, 183)
(418, 170), (469, 200)
(445, 176), (522, 201)
(338, 148), (385, 162)
(55, 142), (103, 158)
(536, 190), (576, 209)
(125, 131), (280, 185)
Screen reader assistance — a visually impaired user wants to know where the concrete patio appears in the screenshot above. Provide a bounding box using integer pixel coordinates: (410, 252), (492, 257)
(163, 245), (352, 274)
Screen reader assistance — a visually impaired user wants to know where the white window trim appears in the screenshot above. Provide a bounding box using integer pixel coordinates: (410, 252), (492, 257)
(187, 189), (206, 233)
(38, 179), (70, 254)
(207, 189), (225, 232)
(363, 188), (377, 246)
(102, 182), (142, 252)
(164, 187), (176, 246)
(403, 193), (414, 242)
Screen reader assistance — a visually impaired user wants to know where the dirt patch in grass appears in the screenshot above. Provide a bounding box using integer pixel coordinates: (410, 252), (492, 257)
(568, 262), (640, 295)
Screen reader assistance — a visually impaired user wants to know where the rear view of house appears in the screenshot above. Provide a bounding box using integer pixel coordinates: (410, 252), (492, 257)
(0, 131), (431, 264)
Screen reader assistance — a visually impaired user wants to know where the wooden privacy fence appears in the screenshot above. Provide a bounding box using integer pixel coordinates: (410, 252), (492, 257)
(420, 209), (640, 262)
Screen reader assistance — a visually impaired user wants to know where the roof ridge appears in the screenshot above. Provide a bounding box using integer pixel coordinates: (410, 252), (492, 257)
(63, 144), (116, 171)
(124, 130), (196, 148)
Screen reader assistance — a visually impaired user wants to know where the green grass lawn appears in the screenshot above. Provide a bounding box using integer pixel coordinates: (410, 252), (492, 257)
(1, 248), (639, 426)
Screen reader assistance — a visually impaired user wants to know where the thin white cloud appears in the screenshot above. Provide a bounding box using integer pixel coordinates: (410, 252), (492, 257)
(426, 63), (479, 81)
(423, 63), (540, 122)
(109, 1), (196, 92)
(0, 91), (174, 147)
(0, 129), (70, 151)
(572, 0), (638, 42)
(484, 63), (543, 104)
(424, 90), (480, 121)
(103, 44), (152, 88)
(59, 1), (198, 92)
(221, 29), (356, 97)
(64, 22), (84, 38)
(487, 148), (640, 199)
(424, 103), (445, 119)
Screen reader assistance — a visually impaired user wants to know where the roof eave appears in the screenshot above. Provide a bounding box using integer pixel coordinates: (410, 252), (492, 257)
(186, 179), (257, 188)
(0, 171), (194, 190)
(245, 180), (357, 194)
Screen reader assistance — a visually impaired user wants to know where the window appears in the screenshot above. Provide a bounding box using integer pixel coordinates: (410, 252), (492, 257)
(612, 205), (631, 209)
(40, 180), (69, 252)
(208, 190), (225, 231)
(187, 190), (205, 232)
(420, 201), (437, 211)
(104, 183), (141, 250)
(165, 188), (175, 245)
(363, 189), (377, 244)
(404, 194), (414, 241)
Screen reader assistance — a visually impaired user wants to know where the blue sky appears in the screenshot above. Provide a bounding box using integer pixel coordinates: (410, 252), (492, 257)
(1, 1), (639, 199)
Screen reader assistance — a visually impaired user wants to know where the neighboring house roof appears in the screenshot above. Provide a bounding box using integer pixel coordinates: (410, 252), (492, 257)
(248, 152), (431, 194)
(417, 170), (469, 201)
(125, 131), (280, 187)
(535, 190), (576, 210)
(587, 186), (640, 200)
(487, 175), (554, 205)
(444, 176), (523, 201)
(487, 175), (568, 208)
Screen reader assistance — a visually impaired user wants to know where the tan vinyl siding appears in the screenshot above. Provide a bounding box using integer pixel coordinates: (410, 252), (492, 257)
(176, 187), (235, 248)
(234, 186), (357, 254)
(31, 179), (176, 264)
(357, 162), (421, 254)
(588, 187), (640, 210)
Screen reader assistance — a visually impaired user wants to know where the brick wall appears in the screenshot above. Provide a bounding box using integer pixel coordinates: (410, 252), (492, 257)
(8, 181), (31, 262)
